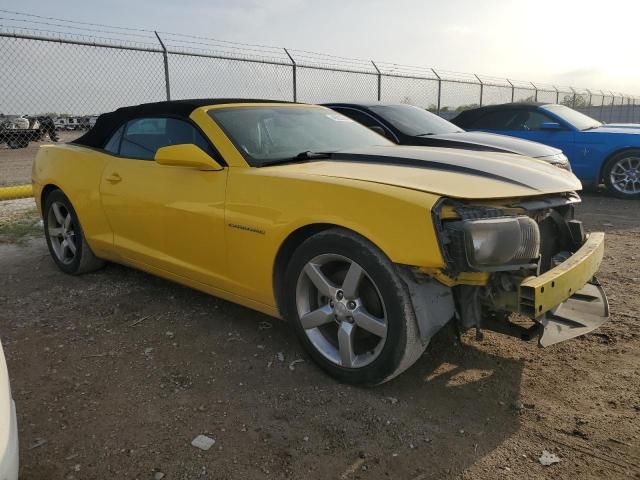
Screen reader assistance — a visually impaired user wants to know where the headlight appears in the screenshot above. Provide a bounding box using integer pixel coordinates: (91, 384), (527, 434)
(446, 216), (540, 271)
(540, 153), (571, 171)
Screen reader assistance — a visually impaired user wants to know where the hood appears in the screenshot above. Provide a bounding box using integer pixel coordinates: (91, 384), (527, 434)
(264, 146), (581, 199)
(426, 131), (561, 158)
(586, 125), (640, 135)
(601, 123), (640, 130)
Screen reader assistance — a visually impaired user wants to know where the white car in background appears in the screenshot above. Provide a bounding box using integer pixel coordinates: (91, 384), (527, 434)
(0, 341), (18, 479)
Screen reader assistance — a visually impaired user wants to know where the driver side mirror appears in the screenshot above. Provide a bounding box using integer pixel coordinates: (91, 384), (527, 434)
(540, 122), (562, 131)
(155, 144), (223, 171)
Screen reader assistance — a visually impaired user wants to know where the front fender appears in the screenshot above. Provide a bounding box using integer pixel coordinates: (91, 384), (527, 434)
(223, 168), (445, 306)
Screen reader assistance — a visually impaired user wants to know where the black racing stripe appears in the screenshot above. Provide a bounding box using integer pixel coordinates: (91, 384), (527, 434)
(328, 153), (536, 189)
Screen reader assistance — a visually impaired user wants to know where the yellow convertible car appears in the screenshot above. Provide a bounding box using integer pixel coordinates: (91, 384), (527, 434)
(32, 99), (609, 385)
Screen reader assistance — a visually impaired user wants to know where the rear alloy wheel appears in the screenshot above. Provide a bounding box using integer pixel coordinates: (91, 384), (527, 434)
(44, 190), (105, 274)
(603, 150), (640, 199)
(284, 228), (426, 385)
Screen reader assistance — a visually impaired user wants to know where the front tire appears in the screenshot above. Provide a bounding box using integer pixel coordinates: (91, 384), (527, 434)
(43, 190), (105, 274)
(282, 228), (426, 385)
(603, 150), (640, 199)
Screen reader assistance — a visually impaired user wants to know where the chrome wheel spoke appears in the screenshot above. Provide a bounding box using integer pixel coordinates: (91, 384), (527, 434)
(338, 322), (355, 367)
(304, 263), (337, 298)
(47, 201), (78, 264)
(66, 235), (77, 254)
(61, 239), (70, 258)
(353, 307), (387, 338)
(341, 262), (364, 299)
(300, 304), (334, 329)
(51, 202), (65, 224)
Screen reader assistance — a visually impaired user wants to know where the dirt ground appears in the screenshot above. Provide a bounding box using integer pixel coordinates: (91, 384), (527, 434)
(0, 132), (81, 187)
(0, 193), (638, 480)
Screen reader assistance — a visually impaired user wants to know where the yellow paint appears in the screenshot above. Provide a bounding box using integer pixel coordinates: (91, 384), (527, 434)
(519, 232), (605, 317)
(0, 185), (33, 200)
(155, 144), (223, 170)
(30, 101), (601, 319)
(419, 268), (490, 287)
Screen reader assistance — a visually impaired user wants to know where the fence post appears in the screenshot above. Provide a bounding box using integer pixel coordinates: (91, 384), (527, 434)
(431, 68), (442, 115)
(474, 74), (483, 107)
(371, 61), (381, 101)
(553, 85), (560, 104)
(600, 90), (606, 121)
(530, 82), (538, 102)
(586, 88), (592, 111)
(283, 48), (297, 102)
(154, 31), (171, 101)
(610, 91), (616, 122)
(507, 79), (514, 102)
(569, 87), (577, 108)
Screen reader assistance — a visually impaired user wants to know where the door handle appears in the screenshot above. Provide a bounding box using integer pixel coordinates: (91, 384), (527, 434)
(106, 173), (122, 184)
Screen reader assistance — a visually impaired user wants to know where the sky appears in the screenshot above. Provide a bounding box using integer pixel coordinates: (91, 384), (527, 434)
(5, 0), (639, 93)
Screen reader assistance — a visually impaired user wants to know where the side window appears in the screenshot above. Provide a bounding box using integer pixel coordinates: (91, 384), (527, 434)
(103, 125), (124, 154)
(119, 117), (214, 160)
(521, 111), (557, 131)
(470, 110), (519, 130)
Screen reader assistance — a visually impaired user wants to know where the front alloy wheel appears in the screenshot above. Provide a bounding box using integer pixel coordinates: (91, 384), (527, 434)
(296, 254), (388, 369)
(284, 228), (426, 385)
(604, 151), (640, 199)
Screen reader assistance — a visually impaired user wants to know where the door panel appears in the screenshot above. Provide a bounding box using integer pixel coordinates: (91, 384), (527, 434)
(100, 158), (230, 288)
(100, 158), (168, 266)
(160, 166), (228, 288)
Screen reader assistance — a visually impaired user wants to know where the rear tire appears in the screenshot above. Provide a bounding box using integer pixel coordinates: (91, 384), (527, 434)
(603, 150), (640, 199)
(282, 228), (426, 385)
(43, 189), (105, 275)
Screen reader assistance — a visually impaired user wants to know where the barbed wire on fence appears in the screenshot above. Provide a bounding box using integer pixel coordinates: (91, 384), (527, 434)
(1, 7), (639, 193)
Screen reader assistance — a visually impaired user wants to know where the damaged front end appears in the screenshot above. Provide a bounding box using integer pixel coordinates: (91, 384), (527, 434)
(421, 192), (608, 346)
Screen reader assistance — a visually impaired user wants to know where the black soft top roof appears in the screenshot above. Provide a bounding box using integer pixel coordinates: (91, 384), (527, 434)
(451, 102), (554, 127)
(72, 98), (292, 149)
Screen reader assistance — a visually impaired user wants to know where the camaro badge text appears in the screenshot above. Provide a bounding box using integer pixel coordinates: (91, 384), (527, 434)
(228, 223), (266, 235)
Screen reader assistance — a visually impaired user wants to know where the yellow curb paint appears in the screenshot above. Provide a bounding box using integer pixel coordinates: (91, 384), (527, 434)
(0, 185), (33, 201)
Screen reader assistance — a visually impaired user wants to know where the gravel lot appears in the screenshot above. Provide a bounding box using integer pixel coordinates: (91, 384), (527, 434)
(0, 132), (82, 187)
(0, 194), (638, 479)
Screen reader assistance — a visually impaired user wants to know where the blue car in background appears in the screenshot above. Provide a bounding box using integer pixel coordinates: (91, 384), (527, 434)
(452, 103), (640, 199)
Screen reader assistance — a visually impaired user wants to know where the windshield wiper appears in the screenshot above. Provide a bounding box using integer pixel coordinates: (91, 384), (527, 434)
(582, 125), (601, 131)
(415, 132), (436, 137)
(259, 151), (334, 167)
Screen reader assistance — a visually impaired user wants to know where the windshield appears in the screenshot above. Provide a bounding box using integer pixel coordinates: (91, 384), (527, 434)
(368, 104), (463, 136)
(208, 106), (392, 165)
(541, 104), (602, 131)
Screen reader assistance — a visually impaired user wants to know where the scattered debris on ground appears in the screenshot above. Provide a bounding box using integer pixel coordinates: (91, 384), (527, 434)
(1, 193), (638, 479)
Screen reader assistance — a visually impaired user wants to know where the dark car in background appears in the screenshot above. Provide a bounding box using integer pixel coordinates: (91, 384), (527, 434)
(451, 103), (640, 199)
(324, 102), (571, 170)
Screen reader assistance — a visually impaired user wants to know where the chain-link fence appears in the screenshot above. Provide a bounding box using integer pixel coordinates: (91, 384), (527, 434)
(1, 13), (639, 197)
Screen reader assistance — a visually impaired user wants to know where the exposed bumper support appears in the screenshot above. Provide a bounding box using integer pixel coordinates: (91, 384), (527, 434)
(519, 232), (605, 318)
(539, 280), (609, 347)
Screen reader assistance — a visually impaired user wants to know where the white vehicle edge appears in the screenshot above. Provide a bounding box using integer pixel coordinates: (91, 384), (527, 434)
(0, 340), (18, 480)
